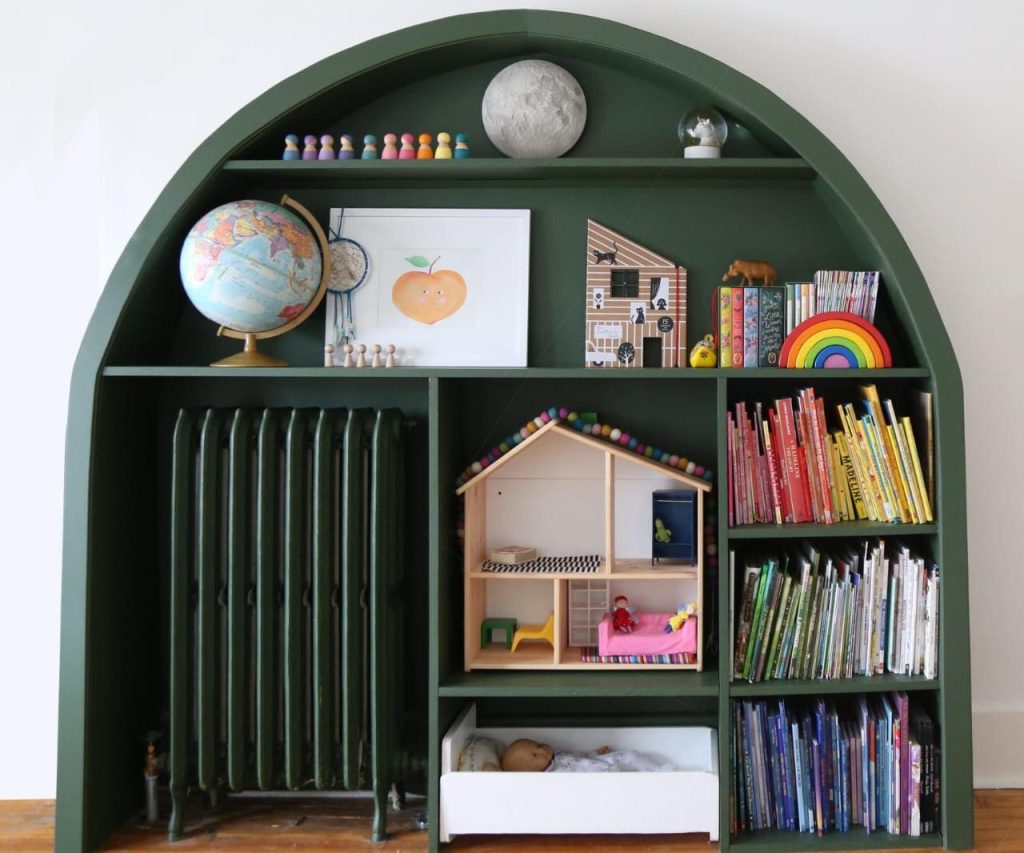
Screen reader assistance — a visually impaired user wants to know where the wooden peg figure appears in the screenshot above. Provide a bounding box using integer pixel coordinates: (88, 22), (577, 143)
(283, 134), (301, 160)
(381, 133), (399, 159)
(361, 134), (378, 159)
(356, 344), (368, 367)
(417, 133), (433, 159)
(302, 134), (318, 160)
(342, 343), (354, 368)
(435, 132), (453, 159)
(338, 134), (356, 159)
(454, 133), (471, 159)
(324, 343), (335, 367)
(399, 133), (416, 160)
(385, 344), (397, 368)
(318, 134), (336, 159)
(371, 344), (383, 367)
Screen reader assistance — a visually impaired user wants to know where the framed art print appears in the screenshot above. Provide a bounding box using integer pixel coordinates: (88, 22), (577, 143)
(325, 208), (530, 366)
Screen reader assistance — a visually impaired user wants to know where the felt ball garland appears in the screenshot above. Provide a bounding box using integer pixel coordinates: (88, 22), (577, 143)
(455, 407), (715, 489)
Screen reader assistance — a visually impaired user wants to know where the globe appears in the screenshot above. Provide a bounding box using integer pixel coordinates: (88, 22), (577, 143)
(180, 199), (323, 336)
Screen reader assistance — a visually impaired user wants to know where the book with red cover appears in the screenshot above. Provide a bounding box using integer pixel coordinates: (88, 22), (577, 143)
(762, 418), (784, 524)
(776, 397), (811, 522)
(731, 288), (745, 367)
(727, 410), (736, 526)
(896, 691), (911, 834)
(768, 408), (794, 522)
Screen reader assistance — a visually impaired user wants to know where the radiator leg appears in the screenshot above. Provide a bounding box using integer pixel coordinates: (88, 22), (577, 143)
(372, 783), (388, 841)
(168, 784), (185, 842)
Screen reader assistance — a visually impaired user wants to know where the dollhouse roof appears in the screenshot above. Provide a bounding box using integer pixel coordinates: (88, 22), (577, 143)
(455, 419), (712, 495)
(587, 220), (677, 269)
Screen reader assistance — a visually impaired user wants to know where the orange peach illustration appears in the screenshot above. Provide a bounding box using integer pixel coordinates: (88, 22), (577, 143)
(392, 255), (467, 325)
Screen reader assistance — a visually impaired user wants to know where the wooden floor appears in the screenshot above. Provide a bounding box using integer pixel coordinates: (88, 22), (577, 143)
(1, 790), (1021, 851)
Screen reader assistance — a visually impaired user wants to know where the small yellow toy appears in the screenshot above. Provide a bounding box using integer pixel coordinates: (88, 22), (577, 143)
(664, 601), (698, 633)
(689, 334), (717, 368)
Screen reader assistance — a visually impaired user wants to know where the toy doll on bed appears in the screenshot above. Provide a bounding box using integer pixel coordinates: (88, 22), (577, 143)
(501, 738), (674, 773)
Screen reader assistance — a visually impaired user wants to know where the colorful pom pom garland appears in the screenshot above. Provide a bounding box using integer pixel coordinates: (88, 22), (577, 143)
(455, 407), (715, 489)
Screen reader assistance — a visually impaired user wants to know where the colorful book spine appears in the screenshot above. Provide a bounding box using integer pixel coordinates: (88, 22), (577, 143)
(743, 287), (760, 367)
(731, 288), (745, 367)
(719, 287), (733, 369)
(758, 285), (785, 366)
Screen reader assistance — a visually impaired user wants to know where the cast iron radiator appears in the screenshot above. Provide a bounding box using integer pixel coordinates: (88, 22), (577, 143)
(168, 407), (405, 842)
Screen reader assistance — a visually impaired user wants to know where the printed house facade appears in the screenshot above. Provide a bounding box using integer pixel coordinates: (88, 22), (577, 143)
(585, 220), (687, 368)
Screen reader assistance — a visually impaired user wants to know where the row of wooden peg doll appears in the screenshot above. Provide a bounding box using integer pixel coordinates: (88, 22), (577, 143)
(325, 343), (399, 368)
(284, 132), (469, 160)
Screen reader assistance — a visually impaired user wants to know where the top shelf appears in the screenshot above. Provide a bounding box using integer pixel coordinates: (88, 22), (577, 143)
(221, 157), (816, 183)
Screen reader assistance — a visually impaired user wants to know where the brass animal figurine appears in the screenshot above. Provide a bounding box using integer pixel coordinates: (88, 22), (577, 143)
(722, 259), (777, 286)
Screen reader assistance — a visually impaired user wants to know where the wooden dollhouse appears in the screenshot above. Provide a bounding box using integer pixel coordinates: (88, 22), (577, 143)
(584, 220), (687, 368)
(456, 418), (711, 671)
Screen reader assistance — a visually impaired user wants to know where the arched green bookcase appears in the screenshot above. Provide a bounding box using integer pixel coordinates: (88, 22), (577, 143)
(57, 10), (971, 851)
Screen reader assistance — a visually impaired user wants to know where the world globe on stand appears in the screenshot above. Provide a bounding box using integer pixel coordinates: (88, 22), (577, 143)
(179, 198), (328, 366)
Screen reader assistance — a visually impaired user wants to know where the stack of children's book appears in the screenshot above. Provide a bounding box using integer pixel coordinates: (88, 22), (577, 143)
(719, 271), (880, 368)
(731, 541), (940, 683)
(727, 386), (934, 526)
(732, 693), (939, 838)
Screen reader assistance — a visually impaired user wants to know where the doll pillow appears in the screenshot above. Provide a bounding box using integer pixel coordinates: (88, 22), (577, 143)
(457, 735), (504, 772)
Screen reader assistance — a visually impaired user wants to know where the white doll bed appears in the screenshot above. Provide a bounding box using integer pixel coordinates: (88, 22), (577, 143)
(439, 703), (719, 843)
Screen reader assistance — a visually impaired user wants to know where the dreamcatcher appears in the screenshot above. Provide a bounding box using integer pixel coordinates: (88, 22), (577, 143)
(326, 214), (370, 347)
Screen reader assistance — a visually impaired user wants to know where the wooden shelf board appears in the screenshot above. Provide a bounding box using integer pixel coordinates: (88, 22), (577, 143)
(729, 830), (942, 850)
(470, 645), (556, 669)
(470, 558), (697, 580)
(729, 674), (939, 697)
(728, 522), (938, 540)
(102, 365), (929, 380)
(222, 156), (815, 182)
(444, 667), (718, 696)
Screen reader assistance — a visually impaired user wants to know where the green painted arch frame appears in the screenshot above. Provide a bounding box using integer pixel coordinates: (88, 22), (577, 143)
(58, 10), (970, 850)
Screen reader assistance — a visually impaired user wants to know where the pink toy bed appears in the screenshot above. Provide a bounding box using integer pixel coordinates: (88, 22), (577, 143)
(598, 612), (698, 656)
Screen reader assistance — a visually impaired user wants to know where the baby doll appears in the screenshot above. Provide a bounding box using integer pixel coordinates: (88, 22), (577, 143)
(664, 600), (698, 633)
(501, 738), (674, 773)
(611, 594), (638, 633)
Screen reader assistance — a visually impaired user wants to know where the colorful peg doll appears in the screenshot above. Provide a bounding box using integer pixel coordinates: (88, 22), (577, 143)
(454, 132), (471, 159)
(338, 134), (356, 159)
(282, 134), (301, 160)
(417, 133), (434, 159)
(435, 131), (453, 159)
(318, 134), (336, 159)
(399, 133), (416, 159)
(302, 134), (319, 160)
(381, 133), (399, 159)
(361, 134), (378, 159)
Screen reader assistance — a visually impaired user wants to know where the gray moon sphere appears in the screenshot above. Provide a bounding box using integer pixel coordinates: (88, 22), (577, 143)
(481, 60), (587, 158)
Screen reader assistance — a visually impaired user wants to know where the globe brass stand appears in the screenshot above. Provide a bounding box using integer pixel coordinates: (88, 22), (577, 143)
(212, 194), (332, 367)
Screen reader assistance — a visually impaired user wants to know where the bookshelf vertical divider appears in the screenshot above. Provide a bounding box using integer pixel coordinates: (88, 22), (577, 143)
(56, 10), (971, 852)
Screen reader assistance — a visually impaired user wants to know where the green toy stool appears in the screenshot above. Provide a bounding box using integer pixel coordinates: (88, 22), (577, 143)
(480, 617), (518, 650)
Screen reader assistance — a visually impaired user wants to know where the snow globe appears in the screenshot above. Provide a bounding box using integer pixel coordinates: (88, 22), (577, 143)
(679, 106), (728, 159)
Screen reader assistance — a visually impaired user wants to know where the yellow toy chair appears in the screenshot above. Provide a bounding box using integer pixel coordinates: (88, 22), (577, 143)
(511, 612), (556, 652)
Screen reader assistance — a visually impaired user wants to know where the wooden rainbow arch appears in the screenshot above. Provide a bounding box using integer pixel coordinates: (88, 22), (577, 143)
(778, 311), (892, 368)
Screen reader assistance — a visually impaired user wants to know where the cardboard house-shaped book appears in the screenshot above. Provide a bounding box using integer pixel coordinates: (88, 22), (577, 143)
(456, 418), (711, 671)
(585, 220), (687, 368)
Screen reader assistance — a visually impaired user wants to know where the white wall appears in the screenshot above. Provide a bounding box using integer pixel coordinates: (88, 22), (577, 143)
(1, 0), (1020, 798)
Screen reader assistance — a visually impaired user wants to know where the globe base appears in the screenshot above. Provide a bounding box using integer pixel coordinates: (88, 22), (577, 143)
(211, 332), (288, 368)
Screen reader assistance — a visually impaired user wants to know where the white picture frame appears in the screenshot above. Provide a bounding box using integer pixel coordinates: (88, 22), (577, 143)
(325, 208), (530, 366)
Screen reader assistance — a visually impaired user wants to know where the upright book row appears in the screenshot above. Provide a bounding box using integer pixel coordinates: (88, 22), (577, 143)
(727, 385), (934, 527)
(732, 693), (940, 838)
(731, 540), (940, 683)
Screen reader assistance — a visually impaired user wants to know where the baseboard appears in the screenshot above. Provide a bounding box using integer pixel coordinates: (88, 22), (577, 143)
(973, 706), (1024, 787)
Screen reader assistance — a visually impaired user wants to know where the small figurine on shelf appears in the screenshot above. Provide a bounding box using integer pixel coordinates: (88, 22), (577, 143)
(144, 740), (159, 822)
(654, 518), (672, 544)
(435, 132), (453, 159)
(722, 259), (777, 287)
(611, 595), (638, 633)
(282, 134), (301, 160)
(417, 133), (434, 159)
(454, 133), (471, 159)
(338, 134), (356, 159)
(664, 601), (698, 633)
(385, 344), (397, 368)
(301, 134), (319, 160)
(688, 334), (717, 368)
(371, 343), (383, 367)
(361, 134), (378, 159)
(318, 134), (336, 160)
(324, 343), (335, 367)
(381, 133), (399, 159)
(399, 133), (416, 159)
